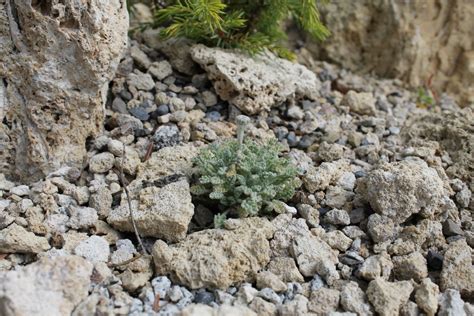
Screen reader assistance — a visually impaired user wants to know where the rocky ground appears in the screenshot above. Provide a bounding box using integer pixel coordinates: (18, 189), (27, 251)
(0, 25), (473, 316)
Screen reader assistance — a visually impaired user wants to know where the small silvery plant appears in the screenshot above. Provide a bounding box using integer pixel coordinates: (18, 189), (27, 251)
(191, 115), (301, 227)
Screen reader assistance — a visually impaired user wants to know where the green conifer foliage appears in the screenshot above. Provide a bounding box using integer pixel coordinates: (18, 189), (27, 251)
(152, 0), (329, 59)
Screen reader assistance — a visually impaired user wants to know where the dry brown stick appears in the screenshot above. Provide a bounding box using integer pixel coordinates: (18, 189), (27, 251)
(108, 253), (143, 268)
(119, 145), (148, 255)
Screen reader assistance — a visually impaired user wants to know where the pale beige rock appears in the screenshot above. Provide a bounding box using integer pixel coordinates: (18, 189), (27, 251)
(307, 0), (474, 105)
(415, 278), (439, 316)
(249, 297), (278, 316)
(0, 0), (128, 182)
(340, 281), (373, 315)
(152, 217), (274, 289)
(137, 143), (199, 181)
(308, 288), (340, 314)
(361, 158), (447, 224)
(190, 44), (321, 115)
(440, 239), (474, 297)
(266, 256), (304, 283)
(303, 159), (350, 193)
(366, 278), (414, 316)
(357, 253), (393, 281)
(341, 91), (376, 115)
(323, 230), (352, 252)
(290, 235), (339, 285)
(0, 256), (93, 316)
(256, 271), (287, 293)
(108, 179), (194, 242)
(0, 223), (50, 253)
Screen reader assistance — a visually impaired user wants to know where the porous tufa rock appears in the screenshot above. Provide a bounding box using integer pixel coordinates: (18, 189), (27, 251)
(190, 44), (321, 115)
(0, 0), (128, 182)
(152, 217), (274, 289)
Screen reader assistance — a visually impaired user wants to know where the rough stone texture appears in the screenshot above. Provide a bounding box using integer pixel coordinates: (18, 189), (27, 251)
(290, 234), (339, 284)
(366, 278), (414, 316)
(361, 158), (447, 224)
(136, 143), (199, 181)
(341, 91), (376, 115)
(306, 0), (474, 105)
(266, 257), (304, 283)
(180, 304), (257, 316)
(152, 217), (274, 289)
(438, 289), (466, 316)
(392, 251), (428, 282)
(190, 44), (321, 115)
(74, 235), (110, 264)
(440, 239), (474, 297)
(357, 253), (393, 281)
(415, 278), (439, 316)
(303, 159), (350, 193)
(308, 288), (340, 315)
(340, 282), (373, 315)
(0, 223), (50, 253)
(0, 256), (93, 316)
(402, 109), (474, 190)
(108, 179), (194, 242)
(0, 0), (128, 182)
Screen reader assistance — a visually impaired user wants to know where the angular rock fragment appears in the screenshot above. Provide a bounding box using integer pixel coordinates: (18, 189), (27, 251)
(108, 179), (194, 242)
(0, 223), (50, 253)
(366, 278), (414, 316)
(440, 239), (474, 297)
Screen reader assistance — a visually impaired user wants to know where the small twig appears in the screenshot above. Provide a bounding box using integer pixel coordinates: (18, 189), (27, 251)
(119, 144), (148, 255)
(107, 253), (143, 268)
(144, 124), (159, 162)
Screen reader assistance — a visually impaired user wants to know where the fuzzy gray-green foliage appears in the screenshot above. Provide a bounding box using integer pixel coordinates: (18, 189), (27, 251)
(191, 138), (301, 224)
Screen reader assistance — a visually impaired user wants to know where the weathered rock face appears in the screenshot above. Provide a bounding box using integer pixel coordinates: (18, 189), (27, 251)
(152, 217), (275, 289)
(402, 109), (474, 190)
(305, 0), (474, 105)
(190, 44), (321, 115)
(0, 0), (128, 182)
(0, 255), (93, 316)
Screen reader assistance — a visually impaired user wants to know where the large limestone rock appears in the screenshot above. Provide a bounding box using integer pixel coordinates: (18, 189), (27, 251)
(0, 255), (93, 316)
(107, 143), (199, 242)
(0, 0), (128, 182)
(152, 217), (274, 289)
(190, 44), (321, 115)
(359, 158), (448, 224)
(306, 0), (474, 105)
